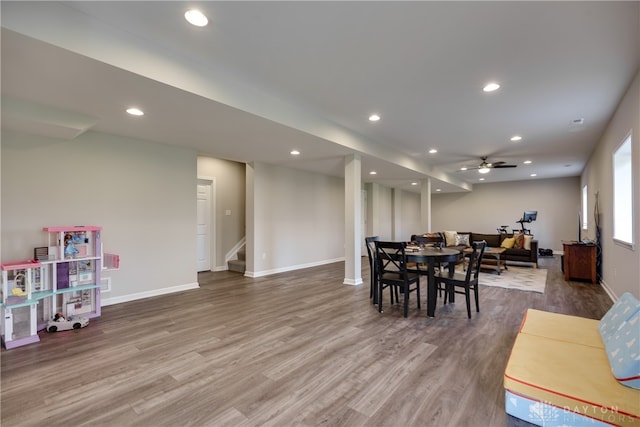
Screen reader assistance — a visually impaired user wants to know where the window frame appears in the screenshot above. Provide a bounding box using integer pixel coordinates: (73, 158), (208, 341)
(612, 132), (634, 249)
(582, 184), (588, 231)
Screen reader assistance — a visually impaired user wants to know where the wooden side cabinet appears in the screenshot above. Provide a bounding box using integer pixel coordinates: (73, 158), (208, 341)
(563, 242), (597, 284)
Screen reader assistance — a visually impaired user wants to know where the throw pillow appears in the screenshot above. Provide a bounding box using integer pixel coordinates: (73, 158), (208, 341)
(523, 235), (534, 250)
(456, 234), (471, 247)
(444, 231), (458, 247)
(603, 311), (640, 389)
(599, 292), (640, 339)
(501, 237), (515, 249)
(513, 233), (525, 249)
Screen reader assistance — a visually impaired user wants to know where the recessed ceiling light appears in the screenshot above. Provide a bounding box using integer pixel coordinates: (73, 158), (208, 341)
(290, 150), (300, 156)
(126, 108), (144, 116)
(510, 135), (522, 142)
(530, 173), (537, 177)
(483, 82), (500, 92)
(460, 167), (468, 171)
(435, 188), (442, 192)
(369, 114), (380, 122)
(369, 171), (377, 175)
(411, 182), (418, 186)
(185, 9), (208, 27)
(523, 160), (532, 164)
(428, 149), (438, 154)
(479, 178), (486, 181)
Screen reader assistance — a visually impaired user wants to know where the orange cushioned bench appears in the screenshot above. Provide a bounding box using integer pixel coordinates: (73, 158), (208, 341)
(504, 307), (640, 427)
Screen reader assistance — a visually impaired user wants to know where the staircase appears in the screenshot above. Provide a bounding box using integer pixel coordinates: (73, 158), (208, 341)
(227, 247), (246, 273)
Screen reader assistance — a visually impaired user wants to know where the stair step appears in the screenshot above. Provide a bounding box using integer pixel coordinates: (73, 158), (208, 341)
(236, 249), (246, 261)
(228, 259), (246, 273)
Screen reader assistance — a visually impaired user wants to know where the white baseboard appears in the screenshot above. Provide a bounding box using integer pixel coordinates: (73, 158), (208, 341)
(101, 282), (200, 306)
(598, 279), (616, 303)
(245, 257), (344, 278)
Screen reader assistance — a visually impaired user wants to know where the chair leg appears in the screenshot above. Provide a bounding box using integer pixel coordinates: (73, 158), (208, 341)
(465, 286), (471, 319)
(378, 283), (384, 313)
(403, 283), (409, 318)
(416, 279), (421, 310)
(474, 284), (479, 313)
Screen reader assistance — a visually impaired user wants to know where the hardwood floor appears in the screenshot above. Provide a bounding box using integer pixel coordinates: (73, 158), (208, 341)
(1, 256), (612, 427)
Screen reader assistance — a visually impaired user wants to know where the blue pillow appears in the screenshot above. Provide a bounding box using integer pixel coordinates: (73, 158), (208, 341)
(599, 292), (640, 339)
(603, 311), (640, 389)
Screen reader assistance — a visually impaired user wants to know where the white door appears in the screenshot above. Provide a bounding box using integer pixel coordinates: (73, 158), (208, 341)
(196, 182), (211, 272)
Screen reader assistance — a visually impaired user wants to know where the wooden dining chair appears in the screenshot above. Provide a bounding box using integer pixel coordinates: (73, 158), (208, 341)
(374, 241), (421, 318)
(364, 236), (380, 301)
(434, 240), (486, 318)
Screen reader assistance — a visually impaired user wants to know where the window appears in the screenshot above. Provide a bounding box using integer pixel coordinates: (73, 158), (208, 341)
(613, 134), (633, 247)
(582, 185), (588, 230)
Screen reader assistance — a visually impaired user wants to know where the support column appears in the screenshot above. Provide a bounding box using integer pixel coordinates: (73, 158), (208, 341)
(421, 178), (432, 233)
(344, 154), (363, 286)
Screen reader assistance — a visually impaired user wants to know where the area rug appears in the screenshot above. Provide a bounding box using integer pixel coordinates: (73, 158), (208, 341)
(477, 266), (547, 293)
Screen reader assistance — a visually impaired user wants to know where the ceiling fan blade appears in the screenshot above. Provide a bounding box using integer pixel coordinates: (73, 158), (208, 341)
(491, 161), (506, 166)
(492, 164), (517, 168)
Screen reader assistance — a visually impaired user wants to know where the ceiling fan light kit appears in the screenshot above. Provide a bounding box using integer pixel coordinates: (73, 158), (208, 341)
(460, 156), (518, 174)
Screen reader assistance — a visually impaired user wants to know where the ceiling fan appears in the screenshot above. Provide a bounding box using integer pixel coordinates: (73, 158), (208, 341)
(461, 156), (517, 174)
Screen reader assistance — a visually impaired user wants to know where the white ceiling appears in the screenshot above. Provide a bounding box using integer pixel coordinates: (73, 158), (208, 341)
(2, 1), (639, 193)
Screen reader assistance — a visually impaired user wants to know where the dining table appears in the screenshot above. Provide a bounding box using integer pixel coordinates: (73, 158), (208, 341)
(406, 246), (462, 317)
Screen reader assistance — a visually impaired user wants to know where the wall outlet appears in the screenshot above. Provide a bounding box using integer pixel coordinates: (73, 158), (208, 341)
(225, 210), (231, 216)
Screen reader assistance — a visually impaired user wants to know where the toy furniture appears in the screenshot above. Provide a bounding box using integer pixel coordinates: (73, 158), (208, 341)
(1, 225), (113, 349)
(0, 260), (44, 348)
(504, 293), (640, 426)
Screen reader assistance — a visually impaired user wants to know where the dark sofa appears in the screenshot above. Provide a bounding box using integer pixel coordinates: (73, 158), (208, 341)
(454, 232), (538, 268)
(412, 232), (538, 268)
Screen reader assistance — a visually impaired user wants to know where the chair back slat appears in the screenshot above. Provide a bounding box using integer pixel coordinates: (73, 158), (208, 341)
(465, 241), (487, 281)
(375, 241), (409, 279)
(365, 236), (379, 270)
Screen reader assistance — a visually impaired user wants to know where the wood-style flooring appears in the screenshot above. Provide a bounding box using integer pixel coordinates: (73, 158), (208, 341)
(1, 256), (612, 427)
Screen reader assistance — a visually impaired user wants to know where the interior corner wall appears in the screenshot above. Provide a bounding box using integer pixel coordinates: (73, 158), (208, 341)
(248, 162), (344, 276)
(582, 70), (640, 299)
(431, 177), (580, 252)
(1, 130), (198, 302)
(197, 156), (246, 269)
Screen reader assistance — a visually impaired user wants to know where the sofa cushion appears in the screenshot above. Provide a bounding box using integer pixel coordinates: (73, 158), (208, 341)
(504, 332), (639, 426)
(513, 233), (525, 249)
(501, 237), (515, 249)
(472, 233), (501, 248)
(599, 292), (640, 339)
(519, 308), (603, 348)
(523, 234), (534, 250)
(455, 233), (470, 247)
(443, 230), (458, 247)
(503, 248), (531, 258)
(603, 311), (640, 389)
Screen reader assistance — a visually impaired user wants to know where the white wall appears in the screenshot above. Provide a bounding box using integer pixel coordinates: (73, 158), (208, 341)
(395, 190), (421, 241)
(1, 130), (198, 303)
(246, 162), (345, 276)
(367, 183), (393, 240)
(582, 70), (640, 299)
(197, 156), (246, 270)
(431, 177), (580, 252)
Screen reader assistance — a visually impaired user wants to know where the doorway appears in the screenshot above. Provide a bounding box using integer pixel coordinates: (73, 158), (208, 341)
(197, 179), (215, 272)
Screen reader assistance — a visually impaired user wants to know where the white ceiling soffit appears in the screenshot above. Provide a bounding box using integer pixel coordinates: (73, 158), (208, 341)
(2, 96), (99, 140)
(0, 2), (470, 192)
(1, 2), (638, 192)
